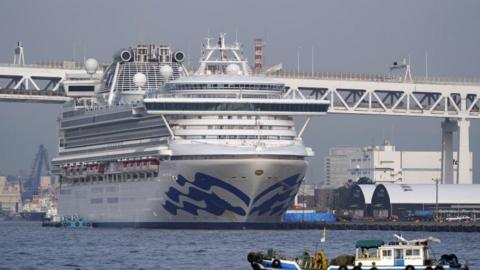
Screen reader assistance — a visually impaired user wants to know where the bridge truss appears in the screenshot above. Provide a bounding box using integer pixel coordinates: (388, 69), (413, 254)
(268, 72), (480, 185)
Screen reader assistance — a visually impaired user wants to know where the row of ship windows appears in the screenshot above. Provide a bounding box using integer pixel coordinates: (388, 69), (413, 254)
(182, 135), (295, 140)
(177, 125), (291, 130)
(57, 139), (167, 157)
(62, 112), (291, 127)
(160, 94), (272, 99)
(61, 132), (168, 148)
(145, 102), (329, 112)
(60, 172), (159, 185)
(171, 155), (304, 160)
(165, 83), (284, 91)
(62, 110), (132, 128)
(64, 118), (164, 138)
(65, 123), (166, 141)
(175, 115), (291, 120)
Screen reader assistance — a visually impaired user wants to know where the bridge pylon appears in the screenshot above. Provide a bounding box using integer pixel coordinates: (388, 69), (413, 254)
(457, 118), (471, 184)
(441, 118), (472, 184)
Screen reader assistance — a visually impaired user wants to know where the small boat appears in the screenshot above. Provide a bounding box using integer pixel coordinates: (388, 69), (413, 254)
(247, 234), (469, 270)
(42, 215), (92, 228)
(62, 215), (92, 228)
(247, 249), (326, 270)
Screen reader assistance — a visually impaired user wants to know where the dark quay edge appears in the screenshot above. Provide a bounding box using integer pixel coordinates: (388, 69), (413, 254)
(40, 220), (480, 231)
(277, 221), (480, 232)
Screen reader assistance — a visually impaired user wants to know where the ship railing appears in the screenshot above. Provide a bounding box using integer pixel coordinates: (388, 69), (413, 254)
(63, 103), (137, 118)
(255, 71), (480, 86)
(145, 92), (318, 100)
(183, 138), (300, 147)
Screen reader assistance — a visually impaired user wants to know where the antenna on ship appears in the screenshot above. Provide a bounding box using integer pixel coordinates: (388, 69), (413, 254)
(196, 33), (251, 76)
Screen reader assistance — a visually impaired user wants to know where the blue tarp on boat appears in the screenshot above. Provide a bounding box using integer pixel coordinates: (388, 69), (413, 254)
(283, 211), (336, 222)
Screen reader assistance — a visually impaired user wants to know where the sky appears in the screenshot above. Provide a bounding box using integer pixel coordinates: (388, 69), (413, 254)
(0, 0), (479, 183)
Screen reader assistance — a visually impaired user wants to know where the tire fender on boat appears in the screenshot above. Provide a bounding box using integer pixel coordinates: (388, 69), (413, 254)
(247, 252), (256, 263)
(271, 259), (281, 268)
(405, 265), (415, 270)
(338, 265), (348, 270)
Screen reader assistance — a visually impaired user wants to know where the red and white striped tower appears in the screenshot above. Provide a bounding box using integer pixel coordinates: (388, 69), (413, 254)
(254, 38), (264, 72)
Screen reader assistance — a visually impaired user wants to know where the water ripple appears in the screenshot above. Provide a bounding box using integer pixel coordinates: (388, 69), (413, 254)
(0, 221), (478, 269)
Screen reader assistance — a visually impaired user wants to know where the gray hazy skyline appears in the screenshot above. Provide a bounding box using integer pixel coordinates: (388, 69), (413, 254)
(0, 0), (479, 183)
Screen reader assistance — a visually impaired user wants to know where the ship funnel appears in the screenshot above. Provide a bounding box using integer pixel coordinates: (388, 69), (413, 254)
(119, 50), (133, 62)
(173, 51), (185, 63)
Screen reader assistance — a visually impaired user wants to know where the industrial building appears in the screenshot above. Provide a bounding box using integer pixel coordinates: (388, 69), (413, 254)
(324, 141), (473, 187)
(345, 184), (376, 218)
(324, 147), (362, 187)
(360, 183), (480, 220)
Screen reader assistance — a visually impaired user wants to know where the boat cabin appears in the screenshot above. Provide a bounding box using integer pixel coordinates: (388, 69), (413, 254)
(355, 238), (431, 268)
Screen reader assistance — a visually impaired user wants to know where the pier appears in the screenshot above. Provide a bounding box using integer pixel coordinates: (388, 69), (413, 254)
(278, 221), (480, 232)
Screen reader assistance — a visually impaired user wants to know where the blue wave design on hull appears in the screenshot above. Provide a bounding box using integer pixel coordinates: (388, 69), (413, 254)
(163, 173), (250, 217)
(162, 172), (303, 218)
(249, 174), (302, 216)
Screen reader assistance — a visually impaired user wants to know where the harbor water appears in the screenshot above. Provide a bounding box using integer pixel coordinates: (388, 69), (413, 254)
(0, 221), (479, 270)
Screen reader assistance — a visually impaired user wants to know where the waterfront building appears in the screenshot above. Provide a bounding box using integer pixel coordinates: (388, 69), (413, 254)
(370, 183), (480, 220)
(324, 147), (362, 187)
(325, 141), (473, 186)
(345, 184), (376, 218)
(0, 176), (21, 213)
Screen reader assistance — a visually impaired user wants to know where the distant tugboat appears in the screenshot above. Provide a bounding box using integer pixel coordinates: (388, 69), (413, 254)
(20, 193), (56, 221)
(248, 234), (469, 270)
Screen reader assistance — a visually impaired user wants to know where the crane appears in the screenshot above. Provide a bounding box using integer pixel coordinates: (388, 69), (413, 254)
(22, 144), (50, 201)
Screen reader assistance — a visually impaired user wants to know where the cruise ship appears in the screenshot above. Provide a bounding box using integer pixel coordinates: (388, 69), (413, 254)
(52, 34), (329, 228)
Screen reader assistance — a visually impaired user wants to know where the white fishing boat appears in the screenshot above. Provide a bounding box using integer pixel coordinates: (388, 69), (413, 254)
(248, 234), (469, 270)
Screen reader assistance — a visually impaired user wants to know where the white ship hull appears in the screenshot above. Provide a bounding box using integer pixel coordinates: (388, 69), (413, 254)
(54, 36), (329, 228)
(58, 158), (307, 228)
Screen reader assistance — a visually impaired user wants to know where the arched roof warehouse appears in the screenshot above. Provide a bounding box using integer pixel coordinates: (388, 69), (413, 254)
(372, 183), (480, 205)
(347, 184), (376, 208)
(358, 185), (376, 204)
(346, 184), (377, 218)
